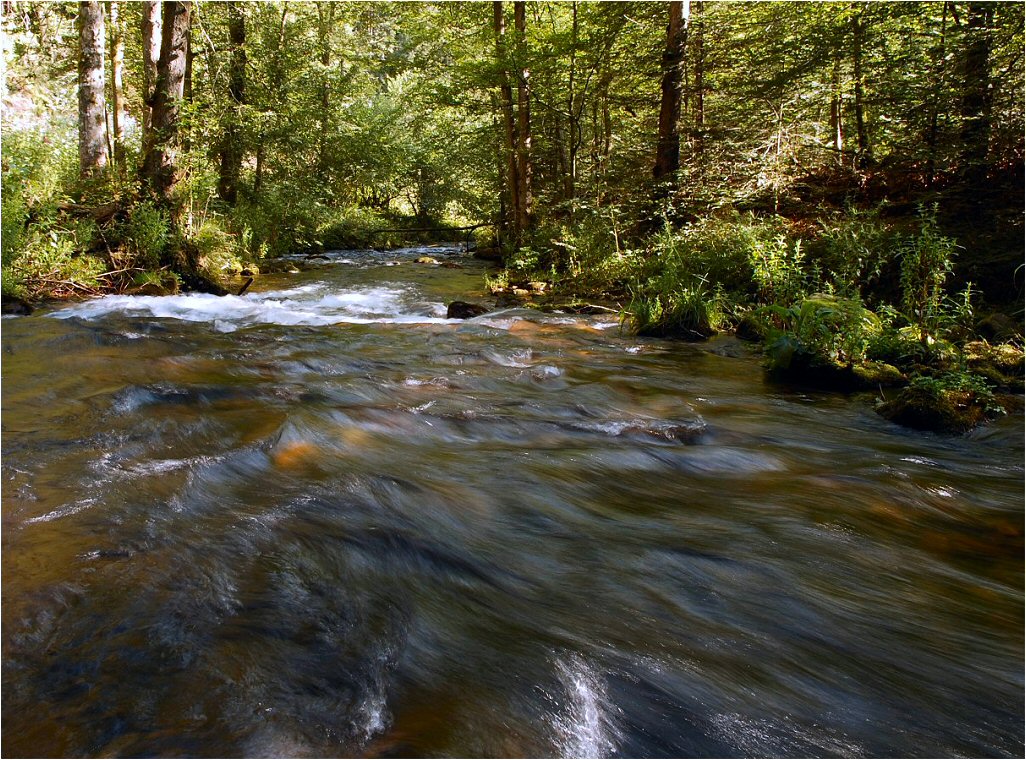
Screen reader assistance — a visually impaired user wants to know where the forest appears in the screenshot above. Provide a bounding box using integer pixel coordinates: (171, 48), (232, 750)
(2, 0), (1024, 427)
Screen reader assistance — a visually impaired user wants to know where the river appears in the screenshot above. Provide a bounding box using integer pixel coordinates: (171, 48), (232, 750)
(2, 244), (1023, 757)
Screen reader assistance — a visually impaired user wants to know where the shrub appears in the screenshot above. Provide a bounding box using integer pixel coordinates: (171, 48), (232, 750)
(628, 281), (720, 339)
(900, 206), (958, 347)
(762, 294), (881, 371)
(121, 201), (170, 269)
(750, 234), (807, 306)
(811, 206), (901, 298)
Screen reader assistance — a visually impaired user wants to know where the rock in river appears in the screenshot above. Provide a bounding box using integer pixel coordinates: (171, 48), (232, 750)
(447, 301), (489, 319)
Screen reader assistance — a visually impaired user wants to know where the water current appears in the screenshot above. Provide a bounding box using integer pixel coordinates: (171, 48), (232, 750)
(2, 244), (1023, 757)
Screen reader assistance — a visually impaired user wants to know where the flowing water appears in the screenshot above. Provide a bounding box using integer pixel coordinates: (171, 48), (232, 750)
(2, 244), (1023, 758)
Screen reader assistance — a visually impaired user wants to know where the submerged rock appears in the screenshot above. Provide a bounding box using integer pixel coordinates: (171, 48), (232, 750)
(446, 301), (489, 319)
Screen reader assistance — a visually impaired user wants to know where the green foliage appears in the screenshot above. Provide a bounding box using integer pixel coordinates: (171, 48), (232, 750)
(900, 207), (958, 345)
(865, 327), (931, 368)
(762, 294), (881, 370)
(750, 234), (807, 306)
(628, 280), (721, 340)
(121, 202), (171, 269)
(907, 372), (1004, 418)
(812, 207), (902, 298)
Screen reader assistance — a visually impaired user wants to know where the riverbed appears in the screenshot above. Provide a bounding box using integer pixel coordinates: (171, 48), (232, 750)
(2, 244), (1022, 757)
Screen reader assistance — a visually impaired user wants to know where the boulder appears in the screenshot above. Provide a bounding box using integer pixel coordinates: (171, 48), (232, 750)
(976, 313), (1019, 343)
(964, 341), (1025, 391)
(877, 384), (991, 434)
(1, 297), (33, 315)
(446, 301), (489, 319)
(473, 247), (503, 262)
(414, 256), (439, 265)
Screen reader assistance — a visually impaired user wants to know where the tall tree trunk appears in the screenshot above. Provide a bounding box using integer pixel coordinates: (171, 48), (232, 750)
(183, 24), (193, 102)
(925, 1), (949, 186)
(851, 7), (873, 169)
(316, 2), (335, 179)
(493, 1), (521, 243)
(143, 1), (191, 205)
(78, 0), (108, 179)
(959, 1), (993, 192)
(141, 0), (161, 171)
(565, 0), (578, 205)
(514, 0), (533, 233)
(218, 1), (246, 205)
(693, 0), (705, 160)
(653, 0), (689, 184)
(106, 0), (125, 169)
(830, 56), (843, 163)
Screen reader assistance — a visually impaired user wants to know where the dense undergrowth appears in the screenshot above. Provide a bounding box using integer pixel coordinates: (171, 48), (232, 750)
(1, 129), (469, 303)
(493, 198), (1024, 433)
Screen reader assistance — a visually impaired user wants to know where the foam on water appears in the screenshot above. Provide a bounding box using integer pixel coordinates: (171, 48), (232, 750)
(549, 655), (622, 759)
(48, 284), (454, 328)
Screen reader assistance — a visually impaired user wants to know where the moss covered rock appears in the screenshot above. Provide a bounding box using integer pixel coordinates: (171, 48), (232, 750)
(851, 361), (907, 389)
(877, 376), (1003, 433)
(964, 341), (1025, 392)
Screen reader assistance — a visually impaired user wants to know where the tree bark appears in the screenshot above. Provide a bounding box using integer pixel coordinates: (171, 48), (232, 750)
(653, 0), (689, 184)
(925, 1), (949, 186)
(514, 0), (533, 233)
(218, 1), (246, 205)
(141, 0), (161, 170)
(143, 1), (191, 204)
(851, 7), (873, 169)
(693, 0), (705, 160)
(316, 2), (335, 179)
(959, 1), (993, 191)
(106, 0), (125, 169)
(493, 1), (521, 242)
(78, 0), (108, 178)
(565, 0), (578, 204)
(830, 56), (843, 163)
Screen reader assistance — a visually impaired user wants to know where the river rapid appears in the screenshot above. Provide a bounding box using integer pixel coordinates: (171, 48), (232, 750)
(2, 244), (1023, 758)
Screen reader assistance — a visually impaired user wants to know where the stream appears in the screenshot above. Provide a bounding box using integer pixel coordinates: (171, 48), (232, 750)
(2, 244), (1023, 758)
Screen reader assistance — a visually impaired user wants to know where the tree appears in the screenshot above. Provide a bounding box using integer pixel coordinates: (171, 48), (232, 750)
(851, 3), (874, 169)
(654, 0), (688, 185)
(959, 1), (994, 193)
(494, 1), (522, 244)
(141, 0), (161, 171)
(143, 1), (191, 207)
(217, 1), (246, 205)
(514, 1), (533, 233)
(77, 0), (108, 178)
(106, 0), (125, 169)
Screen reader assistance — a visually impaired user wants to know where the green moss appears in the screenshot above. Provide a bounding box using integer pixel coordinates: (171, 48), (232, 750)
(877, 373), (1004, 433)
(851, 361), (907, 388)
(963, 341), (1025, 391)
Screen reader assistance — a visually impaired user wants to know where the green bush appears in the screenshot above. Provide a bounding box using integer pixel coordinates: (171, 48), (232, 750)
(811, 207), (901, 298)
(900, 206), (958, 347)
(628, 280), (720, 339)
(121, 201), (171, 269)
(762, 294), (881, 370)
